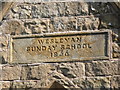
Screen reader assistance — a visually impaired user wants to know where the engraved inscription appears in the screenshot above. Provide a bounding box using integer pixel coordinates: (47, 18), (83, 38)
(25, 36), (92, 58)
(10, 31), (110, 63)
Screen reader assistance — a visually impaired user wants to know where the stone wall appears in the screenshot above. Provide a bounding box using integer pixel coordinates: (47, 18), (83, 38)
(0, 1), (120, 89)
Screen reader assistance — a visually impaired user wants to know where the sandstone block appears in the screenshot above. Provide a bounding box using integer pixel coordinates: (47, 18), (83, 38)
(21, 64), (52, 80)
(11, 80), (37, 89)
(11, 80), (54, 89)
(21, 62), (85, 81)
(99, 14), (119, 29)
(110, 76), (120, 89)
(2, 65), (21, 80)
(51, 17), (77, 32)
(1, 81), (11, 89)
(72, 77), (86, 89)
(57, 62), (85, 78)
(77, 16), (99, 30)
(0, 82), (1, 90)
(5, 2), (89, 19)
(0, 65), (2, 80)
(0, 52), (7, 64)
(89, 2), (116, 15)
(0, 35), (8, 51)
(2, 20), (25, 35)
(85, 77), (111, 89)
(23, 19), (50, 34)
(85, 61), (119, 76)
(50, 16), (100, 32)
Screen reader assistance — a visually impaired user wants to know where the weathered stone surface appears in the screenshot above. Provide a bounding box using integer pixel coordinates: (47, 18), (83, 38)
(22, 16), (100, 34)
(1, 81), (11, 89)
(21, 64), (51, 80)
(2, 20), (25, 35)
(2, 65), (21, 80)
(51, 17), (77, 32)
(39, 3), (59, 18)
(9, 77), (112, 89)
(64, 2), (88, 16)
(77, 16), (99, 30)
(85, 61), (119, 76)
(0, 35), (8, 64)
(89, 2), (116, 15)
(11, 80), (37, 89)
(57, 62), (85, 78)
(72, 77), (86, 89)
(0, 52), (7, 64)
(23, 19), (50, 34)
(110, 76), (120, 89)
(118, 59), (120, 75)
(11, 80), (65, 89)
(0, 1), (120, 89)
(16, 62), (84, 88)
(0, 2), (14, 21)
(21, 62), (84, 80)
(0, 82), (1, 90)
(10, 31), (110, 63)
(0, 35), (8, 51)
(99, 14), (120, 29)
(50, 16), (99, 32)
(4, 2), (89, 19)
(0, 65), (2, 81)
(112, 42), (120, 58)
(85, 77), (111, 89)
(110, 29), (120, 58)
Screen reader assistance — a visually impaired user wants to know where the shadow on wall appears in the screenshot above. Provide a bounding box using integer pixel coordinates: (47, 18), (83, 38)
(40, 81), (67, 90)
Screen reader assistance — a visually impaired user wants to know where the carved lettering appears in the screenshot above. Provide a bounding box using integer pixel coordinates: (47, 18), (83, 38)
(50, 50), (70, 57)
(38, 39), (44, 44)
(60, 38), (64, 43)
(26, 47), (30, 51)
(11, 31), (110, 63)
(26, 36), (94, 58)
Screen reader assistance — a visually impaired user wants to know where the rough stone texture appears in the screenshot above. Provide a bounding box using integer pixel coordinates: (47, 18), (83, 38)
(99, 14), (120, 29)
(2, 16), (100, 35)
(50, 17), (77, 32)
(1, 81), (11, 89)
(0, 61), (119, 89)
(112, 43), (120, 58)
(0, 52), (7, 64)
(85, 61), (119, 76)
(23, 19), (50, 34)
(57, 62), (85, 78)
(77, 16), (99, 30)
(0, 1), (119, 89)
(0, 82), (1, 90)
(2, 20), (25, 35)
(0, 65), (2, 81)
(2, 65), (21, 80)
(11, 80), (42, 89)
(4, 2), (89, 19)
(0, 35), (8, 51)
(85, 77), (111, 89)
(0, 34), (8, 64)
(21, 64), (51, 80)
(21, 62), (85, 80)
(118, 61), (120, 75)
(110, 76), (120, 89)
(89, 2), (117, 15)
(1, 2), (120, 58)
(1, 77), (114, 89)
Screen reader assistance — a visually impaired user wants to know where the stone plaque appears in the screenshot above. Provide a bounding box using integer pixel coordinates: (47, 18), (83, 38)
(9, 31), (111, 63)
